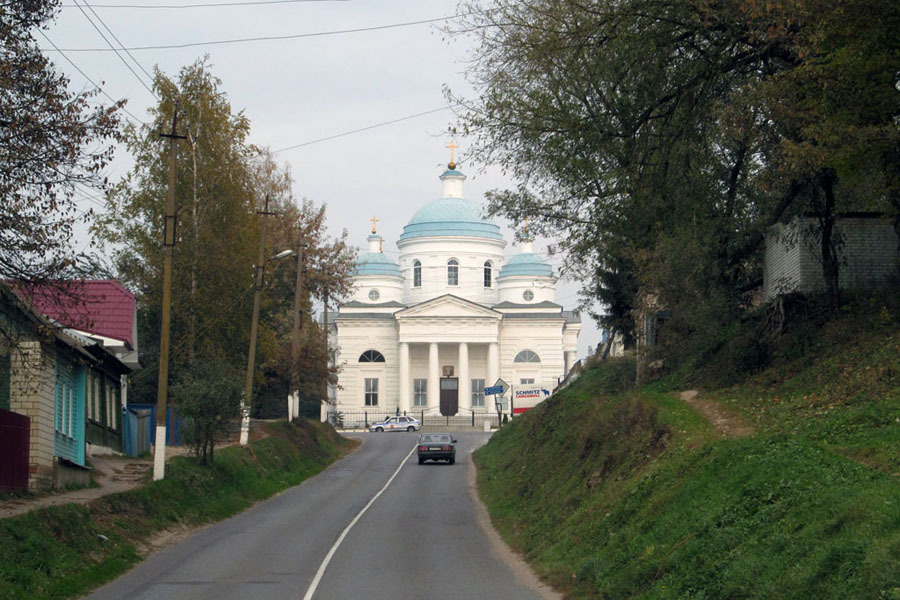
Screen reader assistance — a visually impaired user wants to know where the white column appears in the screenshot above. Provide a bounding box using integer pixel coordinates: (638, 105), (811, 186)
(487, 342), (499, 387)
(428, 342), (440, 410)
(458, 342), (470, 411)
(399, 342), (411, 414)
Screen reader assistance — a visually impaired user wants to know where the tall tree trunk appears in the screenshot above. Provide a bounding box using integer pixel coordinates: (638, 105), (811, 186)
(819, 169), (840, 312)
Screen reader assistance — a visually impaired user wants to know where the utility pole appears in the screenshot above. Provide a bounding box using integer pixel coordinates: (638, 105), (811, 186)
(322, 288), (329, 406)
(154, 107), (185, 481)
(240, 196), (276, 446)
(289, 231), (304, 421)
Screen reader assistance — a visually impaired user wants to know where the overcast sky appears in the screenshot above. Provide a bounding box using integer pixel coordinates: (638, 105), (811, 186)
(44, 0), (602, 357)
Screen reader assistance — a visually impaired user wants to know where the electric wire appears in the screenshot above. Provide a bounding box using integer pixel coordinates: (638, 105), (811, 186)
(49, 14), (468, 52)
(63, 0), (347, 7)
(273, 107), (452, 153)
(36, 29), (147, 125)
(72, 0), (158, 99)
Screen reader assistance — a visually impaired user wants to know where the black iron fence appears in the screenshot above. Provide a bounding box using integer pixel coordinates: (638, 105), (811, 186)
(329, 408), (500, 430)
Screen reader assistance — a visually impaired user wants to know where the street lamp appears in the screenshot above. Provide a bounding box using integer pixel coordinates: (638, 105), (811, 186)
(239, 248), (294, 446)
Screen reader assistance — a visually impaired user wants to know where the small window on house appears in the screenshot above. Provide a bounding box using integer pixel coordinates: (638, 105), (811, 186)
(447, 259), (459, 286)
(483, 261), (492, 288)
(368, 289), (380, 301)
(359, 350), (386, 362)
(364, 378), (379, 406)
(522, 290), (534, 301)
(514, 350), (541, 363)
(520, 378), (535, 385)
(413, 260), (422, 287)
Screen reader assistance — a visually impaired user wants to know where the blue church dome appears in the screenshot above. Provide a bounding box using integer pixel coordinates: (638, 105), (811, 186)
(354, 251), (402, 277)
(498, 251), (553, 277)
(398, 168), (503, 242)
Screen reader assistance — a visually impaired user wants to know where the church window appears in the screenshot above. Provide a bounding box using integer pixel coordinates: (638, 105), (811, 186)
(471, 379), (485, 407)
(368, 289), (380, 301)
(413, 379), (427, 406)
(364, 378), (379, 406)
(483, 261), (492, 287)
(413, 260), (422, 287)
(522, 290), (534, 302)
(514, 350), (541, 363)
(447, 259), (459, 286)
(359, 350), (386, 362)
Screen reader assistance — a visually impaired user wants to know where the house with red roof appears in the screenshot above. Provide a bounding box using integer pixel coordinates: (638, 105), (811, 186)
(1, 281), (140, 491)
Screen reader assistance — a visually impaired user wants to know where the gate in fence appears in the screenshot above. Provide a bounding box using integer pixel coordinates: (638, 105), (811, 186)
(0, 408), (30, 492)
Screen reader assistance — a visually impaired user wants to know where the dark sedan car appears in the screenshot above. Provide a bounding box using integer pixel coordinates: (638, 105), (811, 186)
(416, 433), (457, 465)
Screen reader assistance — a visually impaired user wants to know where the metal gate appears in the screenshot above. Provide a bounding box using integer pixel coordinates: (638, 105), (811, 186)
(0, 408), (30, 492)
(439, 377), (458, 416)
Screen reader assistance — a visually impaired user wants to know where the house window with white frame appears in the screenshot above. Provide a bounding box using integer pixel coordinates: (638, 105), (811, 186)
(413, 378), (427, 407)
(520, 377), (535, 385)
(471, 378), (485, 407)
(364, 378), (379, 406)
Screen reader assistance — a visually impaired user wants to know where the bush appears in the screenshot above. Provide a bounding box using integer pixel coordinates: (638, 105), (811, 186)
(172, 361), (242, 465)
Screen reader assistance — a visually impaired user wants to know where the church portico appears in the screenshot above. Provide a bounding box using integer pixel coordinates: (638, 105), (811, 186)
(401, 340), (490, 414)
(327, 156), (580, 424)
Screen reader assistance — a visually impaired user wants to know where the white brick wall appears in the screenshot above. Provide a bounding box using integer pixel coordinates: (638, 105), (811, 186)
(764, 217), (899, 301)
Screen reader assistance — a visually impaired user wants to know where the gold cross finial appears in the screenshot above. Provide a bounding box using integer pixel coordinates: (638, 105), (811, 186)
(523, 215), (530, 236)
(446, 139), (459, 169)
(370, 216), (379, 233)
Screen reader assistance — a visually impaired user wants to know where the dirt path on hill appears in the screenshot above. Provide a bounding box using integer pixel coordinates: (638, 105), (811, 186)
(678, 390), (754, 438)
(0, 424), (275, 520)
(0, 455), (152, 519)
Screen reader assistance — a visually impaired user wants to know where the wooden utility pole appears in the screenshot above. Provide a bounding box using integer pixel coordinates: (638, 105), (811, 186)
(153, 108), (185, 481)
(241, 196), (276, 446)
(289, 231), (304, 421)
(322, 289), (329, 406)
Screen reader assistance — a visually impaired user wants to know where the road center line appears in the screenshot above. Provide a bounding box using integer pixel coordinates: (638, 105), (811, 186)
(302, 443), (417, 600)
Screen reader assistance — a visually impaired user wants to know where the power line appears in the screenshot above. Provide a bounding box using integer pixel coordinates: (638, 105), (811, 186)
(72, 0), (158, 99)
(48, 14), (465, 52)
(273, 107), (452, 153)
(63, 0), (347, 7)
(37, 29), (147, 125)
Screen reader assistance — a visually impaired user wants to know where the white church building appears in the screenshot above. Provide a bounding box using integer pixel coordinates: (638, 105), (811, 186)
(324, 159), (581, 422)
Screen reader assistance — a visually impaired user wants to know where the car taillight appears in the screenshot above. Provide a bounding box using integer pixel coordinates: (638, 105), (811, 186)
(418, 446), (426, 451)
(442, 445), (453, 451)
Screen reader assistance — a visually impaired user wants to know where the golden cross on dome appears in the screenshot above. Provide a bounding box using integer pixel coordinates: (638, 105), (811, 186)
(370, 216), (379, 233)
(446, 139), (459, 169)
(523, 215), (530, 236)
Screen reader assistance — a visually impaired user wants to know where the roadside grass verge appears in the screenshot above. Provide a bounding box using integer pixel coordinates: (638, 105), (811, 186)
(0, 419), (356, 600)
(475, 311), (900, 598)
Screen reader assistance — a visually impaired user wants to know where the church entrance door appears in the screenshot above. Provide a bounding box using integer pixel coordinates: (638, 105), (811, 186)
(439, 377), (459, 416)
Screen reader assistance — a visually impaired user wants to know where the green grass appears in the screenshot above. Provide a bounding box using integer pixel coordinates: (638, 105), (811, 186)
(475, 309), (900, 599)
(0, 419), (355, 600)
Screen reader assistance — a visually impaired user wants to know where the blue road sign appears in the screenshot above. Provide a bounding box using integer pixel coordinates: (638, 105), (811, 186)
(484, 385), (504, 396)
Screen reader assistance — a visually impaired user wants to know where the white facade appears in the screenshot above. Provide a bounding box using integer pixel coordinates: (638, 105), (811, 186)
(326, 165), (581, 421)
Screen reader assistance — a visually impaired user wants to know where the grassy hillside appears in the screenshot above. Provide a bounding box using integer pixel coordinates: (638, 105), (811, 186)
(475, 308), (900, 599)
(0, 419), (355, 600)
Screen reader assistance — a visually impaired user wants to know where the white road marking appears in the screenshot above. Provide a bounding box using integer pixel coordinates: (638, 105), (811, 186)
(301, 443), (417, 600)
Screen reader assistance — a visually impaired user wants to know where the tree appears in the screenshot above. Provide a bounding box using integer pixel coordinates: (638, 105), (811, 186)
(172, 360), (241, 465)
(0, 0), (121, 323)
(94, 58), (259, 406)
(449, 0), (900, 361)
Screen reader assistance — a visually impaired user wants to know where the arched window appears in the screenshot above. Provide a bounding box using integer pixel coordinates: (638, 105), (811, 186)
(359, 350), (386, 363)
(514, 350), (541, 363)
(413, 260), (422, 287)
(447, 259), (459, 286)
(483, 261), (492, 288)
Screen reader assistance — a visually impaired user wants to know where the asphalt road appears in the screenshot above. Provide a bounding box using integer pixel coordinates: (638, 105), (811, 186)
(85, 432), (546, 600)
